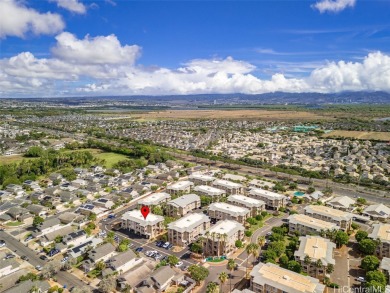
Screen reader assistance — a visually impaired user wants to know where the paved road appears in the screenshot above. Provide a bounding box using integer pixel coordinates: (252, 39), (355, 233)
(0, 231), (90, 290)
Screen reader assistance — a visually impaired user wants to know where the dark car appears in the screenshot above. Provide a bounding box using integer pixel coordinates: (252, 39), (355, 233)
(5, 254), (15, 259)
(40, 255), (48, 260)
(21, 255), (29, 261)
(167, 243), (174, 250)
(135, 247), (143, 252)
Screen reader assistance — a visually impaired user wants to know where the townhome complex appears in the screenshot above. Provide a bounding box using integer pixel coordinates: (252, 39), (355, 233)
(288, 214), (339, 236)
(188, 173), (215, 185)
(248, 188), (286, 210)
(121, 210), (165, 239)
(166, 181), (194, 195)
(166, 193), (201, 217)
(369, 223), (390, 258)
(167, 213), (210, 246)
(203, 220), (245, 256)
(294, 236), (336, 280)
(193, 185), (226, 201)
(138, 192), (171, 207)
(212, 179), (244, 195)
(250, 262), (326, 293)
(227, 194), (265, 217)
(208, 202), (250, 224)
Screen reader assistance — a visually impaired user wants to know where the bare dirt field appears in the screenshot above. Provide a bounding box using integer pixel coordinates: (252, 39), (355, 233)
(323, 130), (390, 141)
(132, 109), (330, 121)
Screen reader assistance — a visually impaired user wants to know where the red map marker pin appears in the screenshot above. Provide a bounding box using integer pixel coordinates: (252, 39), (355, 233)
(141, 206), (150, 219)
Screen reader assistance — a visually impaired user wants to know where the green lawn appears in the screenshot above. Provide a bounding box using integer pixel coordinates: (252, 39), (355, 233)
(6, 221), (23, 226)
(248, 214), (272, 233)
(0, 155), (35, 165)
(94, 152), (130, 168)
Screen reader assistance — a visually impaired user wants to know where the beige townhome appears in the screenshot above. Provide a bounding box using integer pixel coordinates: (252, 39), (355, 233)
(250, 262), (325, 293)
(203, 220), (245, 256)
(304, 205), (353, 231)
(121, 210), (164, 239)
(212, 179), (244, 195)
(369, 223), (390, 258)
(248, 188), (286, 210)
(138, 192), (171, 207)
(188, 173), (215, 185)
(208, 202), (250, 224)
(166, 194), (201, 218)
(227, 194), (265, 217)
(288, 214), (339, 236)
(294, 235), (336, 281)
(193, 185), (226, 201)
(167, 213), (210, 246)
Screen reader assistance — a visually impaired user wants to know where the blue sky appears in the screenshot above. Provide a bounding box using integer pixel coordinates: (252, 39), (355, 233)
(0, 0), (390, 96)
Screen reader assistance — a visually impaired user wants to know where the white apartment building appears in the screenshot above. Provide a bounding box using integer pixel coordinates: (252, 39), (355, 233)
(121, 210), (164, 239)
(248, 188), (286, 210)
(250, 262), (325, 293)
(188, 173), (215, 185)
(166, 194), (201, 217)
(304, 205), (353, 231)
(138, 192), (171, 207)
(212, 179), (244, 195)
(208, 202), (250, 224)
(166, 181), (194, 195)
(294, 236), (336, 280)
(288, 214), (339, 236)
(227, 194), (265, 217)
(193, 185), (226, 201)
(168, 213), (210, 246)
(203, 220), (245, 256)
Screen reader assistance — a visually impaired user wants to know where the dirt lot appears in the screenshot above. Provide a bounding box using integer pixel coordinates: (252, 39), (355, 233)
(132, 109), (330, 121)
(323, 130), (390, 141)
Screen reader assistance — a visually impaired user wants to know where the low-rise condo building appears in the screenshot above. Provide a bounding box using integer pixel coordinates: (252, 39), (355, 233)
(167, 213), (210, 246)
(212, 179), (244, 195)
(248, 188), (286, 210)
(208, 202), (250, 224)
(294, 236), (336, 280)
(288, 214), (339, 236)
(193, 185), (226, 201)
(166, 194), (201, 217)
(369, 223), (390, 258)
(121, 210), (164, 239)
(138, 192), (171, 207)
(227, 194), (265, 217)
(166, 181), (194, 195)
(203, 220), (245, 256)
(304, 205), (353, 231)
(250, 262), (325, 293)
(188, 174), (215, 185)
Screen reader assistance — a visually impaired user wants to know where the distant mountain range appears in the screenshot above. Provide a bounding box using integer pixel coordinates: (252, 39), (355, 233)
(4, 91), (390, 106)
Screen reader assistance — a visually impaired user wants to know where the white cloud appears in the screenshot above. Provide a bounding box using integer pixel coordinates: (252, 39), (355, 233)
(312, 0), (356, 13)
(51, 32), (141, 65)
(0, 0), (65, 38)
(0, 32), (390, 96)
(49, 0), (86, 14)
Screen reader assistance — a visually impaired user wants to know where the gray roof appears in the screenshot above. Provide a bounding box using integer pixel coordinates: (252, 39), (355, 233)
(150, 266), (176, 286)
(328, 196), (355, 209)
(167, 194), (200, 208)
(109, 249), (138, 270)
(168, 213), (209, 233)
(26, 204), (45, 214)
(4, 280), (50, 293)
(37, 217), (61, 231)
(88, 243), (116, 262)
(380, 257), (390, 271)
(364, 204), (390, 217)
(41, 225), (74, 242)
(0, 259), (19, 270)
(294, 236), (336, 266)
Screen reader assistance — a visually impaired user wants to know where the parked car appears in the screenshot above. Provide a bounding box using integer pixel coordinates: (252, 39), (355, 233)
(48, 249), (60, 257)
(61, 257), (69, 263)
(175, 261), (183, 267)
(357, 277), (366, 283)
(21, 255), (29, 261)
(167, 243), (174, 250)
(135, 247), (143, 252)
(154, 253), (162, 260)
(35, 265), (43, 271)
(162, 242), (170, 249)
(25, 235), (34, 242)
(40, 255), (49, 261)
(5, 254), (15, 259)
(0, 240), (5, 247)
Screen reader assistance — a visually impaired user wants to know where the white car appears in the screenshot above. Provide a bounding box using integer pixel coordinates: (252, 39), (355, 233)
(61, 257), (69, 263)
(357, 277), (366, 282)
(162, 242), (170, 248)
(0, 240), (5, 248)
(175, 261), (183, 267)
(35, 265), (42, 271)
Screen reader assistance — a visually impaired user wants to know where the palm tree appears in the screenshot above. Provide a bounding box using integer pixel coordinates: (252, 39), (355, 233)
(218, 272), (228, 293)
(315, 259), (324, 278)
(257, 236), (266, 248)
(227, 259), (236, 292)
(206, 282), (220, 293)
(326, 263), (334, 274)
(245, 243), (259, 279)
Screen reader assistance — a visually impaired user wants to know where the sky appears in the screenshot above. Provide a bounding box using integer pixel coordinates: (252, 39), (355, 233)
(0, 0), (390, 97)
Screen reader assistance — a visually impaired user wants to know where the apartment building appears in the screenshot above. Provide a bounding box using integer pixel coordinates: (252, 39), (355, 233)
(121, 210), (164, 239)
(188, 173), (215, 185)
(250, 262), (325, 293)
(167, 213), (210, 246)
(288, 214), (339, 236)
(193, 185), (226, 201)
(369, 223), (390, 258)
(208, 202), (250, 224)
(294, 236), (336, 281)
(227, 194), (265, 217)
(138, 192), (171, 207)
(166, 194), (201, 217)
(380, 257), (390, 285)
(212, 179), (244, 195)
(203, 220), (245, 256)
(248, 188), (286, 210)
(166, 181), (194, 195)
(304, 205), (353, 231)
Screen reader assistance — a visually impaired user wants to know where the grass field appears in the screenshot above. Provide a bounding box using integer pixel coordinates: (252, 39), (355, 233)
(322, 130), (390, 141)
(0, 155), (34, 165)
(93, 152), (130, 168)
(132, 109), (330, 121)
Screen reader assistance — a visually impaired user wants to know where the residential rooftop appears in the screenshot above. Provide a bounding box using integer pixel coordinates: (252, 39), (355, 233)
(295, 236), (336, 265)
(213, 179), (243, 188)
(121, 209), (164, 226)
(249, 188), (285, 199)
(167, 180), (194, 190)
(205, 219), (244, 237)
(208, 202), (250, 217)
(288, 214), (339, 231)
(167, 213), (209, 233)
(305, 205), (353, 221)
(138, 192), (171, 206)
(228, 194), (265, 208)
(369, 223), (390, 242)
(193, 185), (225, 195)
(167, 193), (200, 208)
(250, 262), (325, 293)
